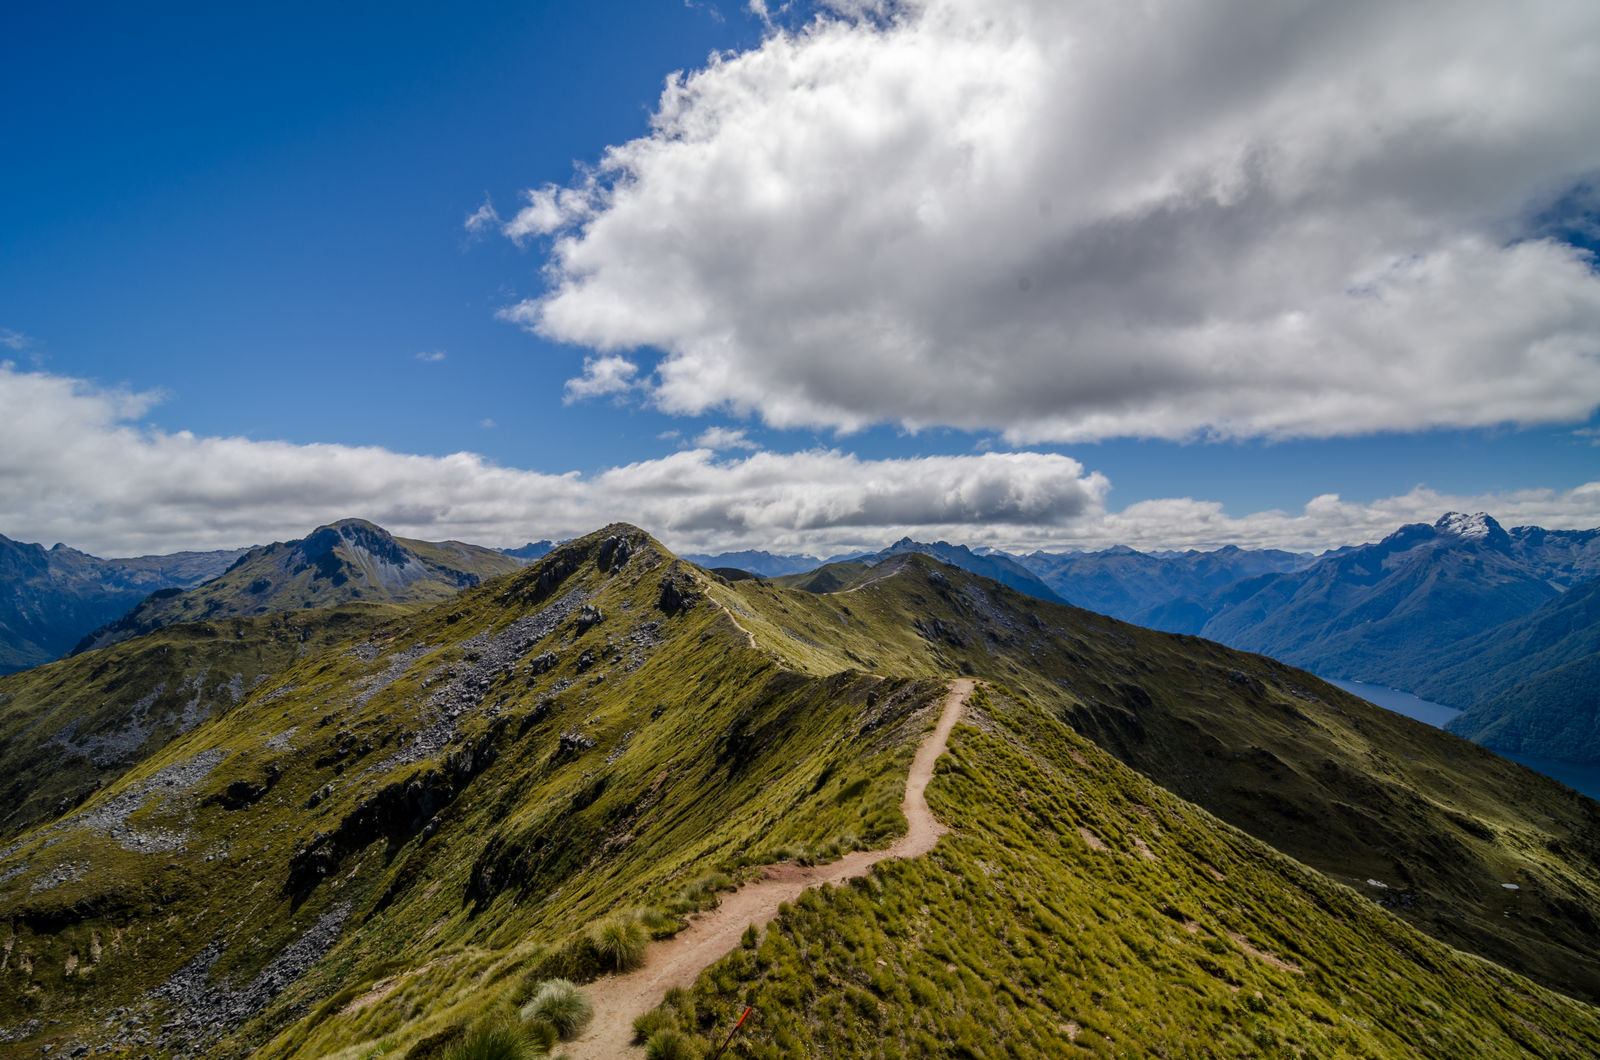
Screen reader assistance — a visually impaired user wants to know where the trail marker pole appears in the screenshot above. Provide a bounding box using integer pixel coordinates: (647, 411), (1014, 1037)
(709, 1005), (753, 1060)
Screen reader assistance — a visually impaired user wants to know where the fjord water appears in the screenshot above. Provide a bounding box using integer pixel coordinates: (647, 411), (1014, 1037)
(1328, 679), (1465, 728)
(1329, 678), (1600, 802)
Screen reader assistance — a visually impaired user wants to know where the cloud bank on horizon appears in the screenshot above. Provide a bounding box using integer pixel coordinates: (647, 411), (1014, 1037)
(500, 0), (1600, 443)
(2, 362), (1595, 558)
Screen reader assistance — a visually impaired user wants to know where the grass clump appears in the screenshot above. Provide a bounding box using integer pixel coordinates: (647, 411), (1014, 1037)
(440, 1020), (539, 1060)
(644, 1029), (701, 1060)
(634, 906), (685, 939)
(632, 1008), (677, 1043)
(518, 979), (592, 1040)
(671, 870), (733, 912)
(590, 916), (648, 972)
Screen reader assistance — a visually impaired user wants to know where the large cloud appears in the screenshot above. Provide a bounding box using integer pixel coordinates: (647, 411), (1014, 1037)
(2, 363), (1594, 558)
(0, 364), (1106, 556)
(502, 0), (1600, 442)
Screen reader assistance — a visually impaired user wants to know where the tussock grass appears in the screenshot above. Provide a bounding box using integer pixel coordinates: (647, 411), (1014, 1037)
(518, 979), (591, 1040)
(590, 917), (648, 973)
(634, 906), (686, 939)
(643, 1028), (701, 1060)
(631, 1008), (676, 1043)
(671, 871), (734, 913)
(440, 1020), (540, 1060)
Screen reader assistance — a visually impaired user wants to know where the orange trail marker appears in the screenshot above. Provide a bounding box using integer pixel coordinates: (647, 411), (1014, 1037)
(709, 1005), (753, 1060)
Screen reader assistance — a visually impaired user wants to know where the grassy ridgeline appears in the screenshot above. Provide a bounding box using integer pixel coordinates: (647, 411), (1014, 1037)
(703, 557), (1600, 1003)
(0, 527), (951, 1057)
(5, 526), (1600, 1058)
(653, 686), (1600, 1058)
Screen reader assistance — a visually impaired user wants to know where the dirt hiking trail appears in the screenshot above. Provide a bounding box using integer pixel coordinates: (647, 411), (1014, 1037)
(565, 678), (974, 1058)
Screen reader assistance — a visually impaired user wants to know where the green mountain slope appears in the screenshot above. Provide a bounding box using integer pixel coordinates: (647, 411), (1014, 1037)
(73, 519), (524, 654)
(1418, 575), (1600, 710)
(0, 533), (245, 674)
(701, 553), (1600, 1002)
(1, 526), (1598, 1058)
(771, 559), (874, 594)
(1448, 653), (1600, 765)
(0, 603), (410, 837)
(664, 685), (1600, 1058)
(0, 528), (946, 1057)
(865, 538), (1066, 604)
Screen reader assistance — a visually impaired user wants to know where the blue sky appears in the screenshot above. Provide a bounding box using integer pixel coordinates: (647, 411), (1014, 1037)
(2, 1), (1598, 558)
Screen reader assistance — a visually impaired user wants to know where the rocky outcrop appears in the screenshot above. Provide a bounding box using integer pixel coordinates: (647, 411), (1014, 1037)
(286, 727), (502, 900)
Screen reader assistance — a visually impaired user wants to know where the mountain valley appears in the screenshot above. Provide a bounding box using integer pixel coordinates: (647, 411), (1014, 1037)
(0, 535), (247, 676)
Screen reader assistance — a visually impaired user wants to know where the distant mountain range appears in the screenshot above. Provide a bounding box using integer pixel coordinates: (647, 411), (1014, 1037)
(1433, 575), (1600, 762)
(6, 512), (1599, 769)
(72, 519), (527, 654)
(682, 548), (825, 577)
(1013, 513), (1600, 766)
(0, 534), (246, 674)
(1145, 513), (1580, 678)
(694, 537), (1065, 603)
(1016, 543), (1318, 622)
(700, 514), (1600, 765)
(501, 539), (556, 560)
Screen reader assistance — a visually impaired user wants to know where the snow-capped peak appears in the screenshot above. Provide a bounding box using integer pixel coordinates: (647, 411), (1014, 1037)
(1435, 511), (1502, 540)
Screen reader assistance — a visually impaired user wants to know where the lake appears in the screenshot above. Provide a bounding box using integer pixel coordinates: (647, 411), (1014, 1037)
(1327, 678), (1600, 803)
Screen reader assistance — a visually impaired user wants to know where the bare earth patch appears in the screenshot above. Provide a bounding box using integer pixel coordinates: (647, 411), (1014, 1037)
(1226, 932), (1303, 974)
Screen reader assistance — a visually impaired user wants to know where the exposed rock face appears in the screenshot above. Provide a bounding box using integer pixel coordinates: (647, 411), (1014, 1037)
(656, 569), (700, 616)
(532, 558), (577, 599)
(598, 534), (633, 572)
(913, 616), (967, 648)
(71, 519), (520, 655)
(286, 728), (502, 899)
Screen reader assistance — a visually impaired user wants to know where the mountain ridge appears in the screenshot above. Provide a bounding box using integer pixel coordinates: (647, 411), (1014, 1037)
(2, 524), (1600, 1057)
(71, 518), (527, 655)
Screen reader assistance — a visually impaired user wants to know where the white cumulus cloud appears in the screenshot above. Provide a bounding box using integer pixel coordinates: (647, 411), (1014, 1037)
(501, 0), (1600, 443)
(2, 364), (1593, 558)
(0, 364), (1107, 556)
(562, 354), (641, 402)
(693, 425), (760, 450)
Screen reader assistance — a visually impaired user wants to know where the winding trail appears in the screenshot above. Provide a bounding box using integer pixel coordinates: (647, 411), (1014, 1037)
(717, 602), (760, 652)
(566, 678), (974, 1058)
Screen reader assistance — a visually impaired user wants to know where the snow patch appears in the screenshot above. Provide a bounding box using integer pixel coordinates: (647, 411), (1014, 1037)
(1435, 511), (1501, 540)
